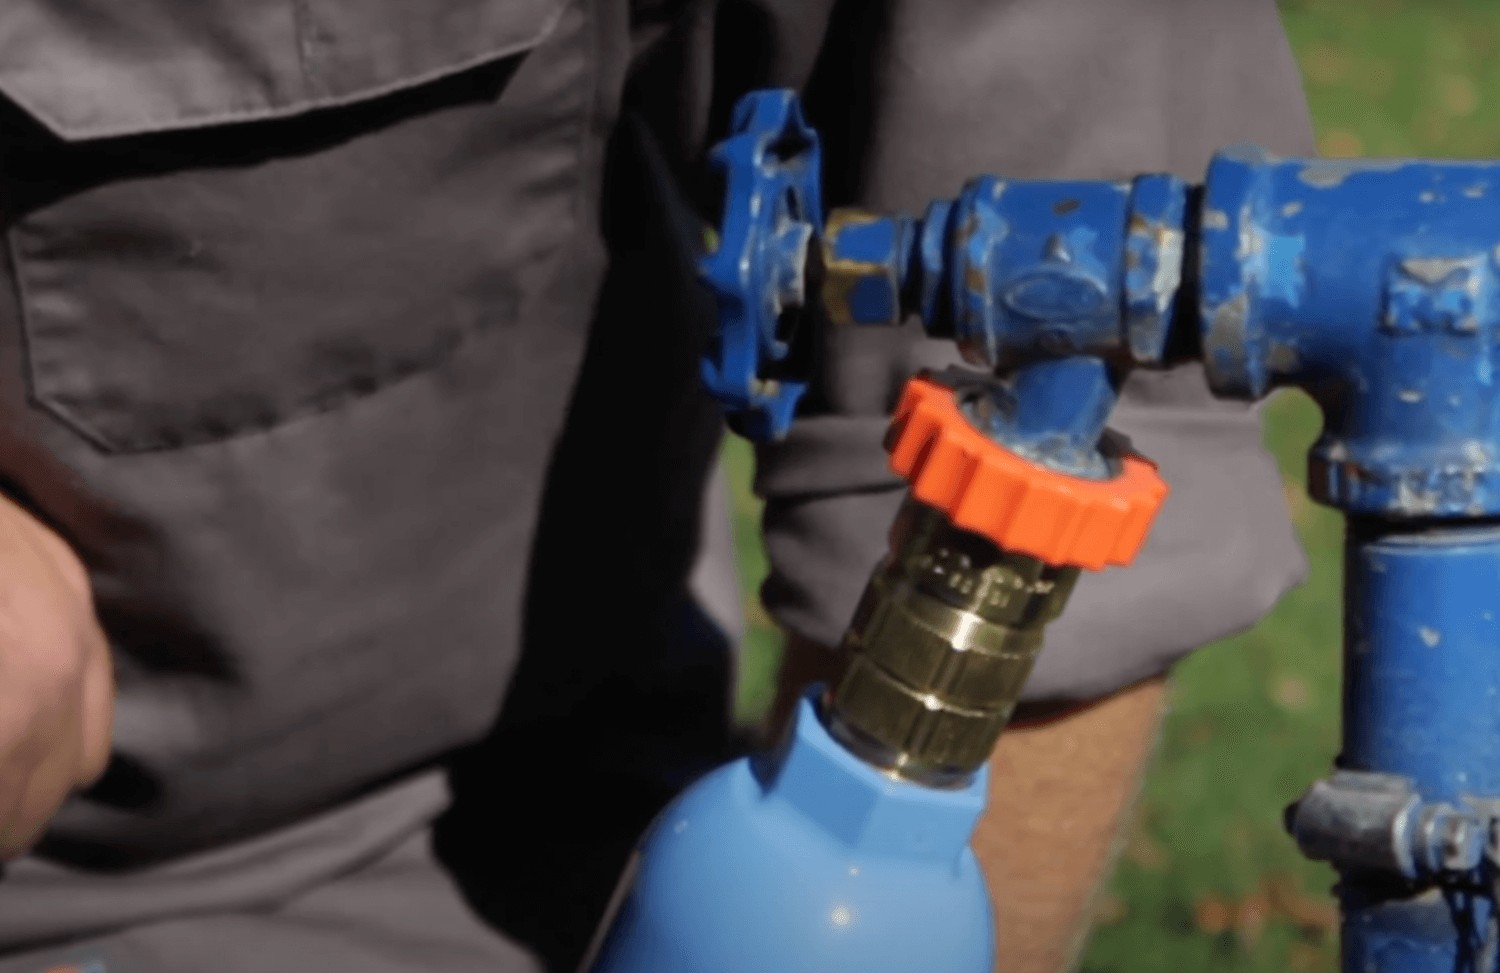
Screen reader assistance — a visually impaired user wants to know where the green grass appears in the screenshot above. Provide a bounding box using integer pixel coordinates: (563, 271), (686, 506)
(723, 436), (783, 726)
(722, 3), (1500, 970)
(1081, 392), (1344, 973)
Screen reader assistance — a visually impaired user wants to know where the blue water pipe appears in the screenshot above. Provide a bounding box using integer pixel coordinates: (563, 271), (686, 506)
(589, 90), (1500, 973)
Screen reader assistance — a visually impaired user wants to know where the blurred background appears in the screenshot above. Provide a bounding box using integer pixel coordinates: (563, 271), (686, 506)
(719, 1), (1500, 970)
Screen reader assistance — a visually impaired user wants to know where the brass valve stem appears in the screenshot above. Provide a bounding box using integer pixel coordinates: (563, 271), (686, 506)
(825, 499), (1080, 787)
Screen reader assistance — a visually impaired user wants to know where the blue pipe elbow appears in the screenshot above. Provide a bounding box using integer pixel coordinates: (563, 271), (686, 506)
(1198, 147), (1500, 518)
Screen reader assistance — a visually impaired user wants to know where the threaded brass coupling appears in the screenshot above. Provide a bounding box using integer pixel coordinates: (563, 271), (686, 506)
(825, 500), (1080, 787)
(818, 372), (1168, 787)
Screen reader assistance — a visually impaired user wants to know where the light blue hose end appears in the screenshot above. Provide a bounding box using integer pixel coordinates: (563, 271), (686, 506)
(587, 694), (996, 973)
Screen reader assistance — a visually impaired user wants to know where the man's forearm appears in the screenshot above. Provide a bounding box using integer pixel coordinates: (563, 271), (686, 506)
(770, 636), (1167, 973)
(977, 678), (1166, 973)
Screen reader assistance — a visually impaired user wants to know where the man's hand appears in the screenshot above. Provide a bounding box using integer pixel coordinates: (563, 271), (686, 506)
(0, 493), (112, 860)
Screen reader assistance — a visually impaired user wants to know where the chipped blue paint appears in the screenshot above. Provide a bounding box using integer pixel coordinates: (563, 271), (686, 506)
(959, 357), (1120, 479)
(1123, 173), (1190, 364)
(1199, 145), (1500, 518)
(1339, 525), (1500, 971)
(938, 177), (1139, 367)
(821, 213), (916, 326)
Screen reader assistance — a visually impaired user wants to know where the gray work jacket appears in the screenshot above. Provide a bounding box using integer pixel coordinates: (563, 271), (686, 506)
(0, 0), (1310, 955)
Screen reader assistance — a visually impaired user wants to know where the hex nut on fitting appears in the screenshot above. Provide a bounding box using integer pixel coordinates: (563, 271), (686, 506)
(821, 209), (911, 327)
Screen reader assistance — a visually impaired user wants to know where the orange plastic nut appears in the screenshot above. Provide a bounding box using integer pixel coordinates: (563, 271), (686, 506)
(886, 375), (1169, 570)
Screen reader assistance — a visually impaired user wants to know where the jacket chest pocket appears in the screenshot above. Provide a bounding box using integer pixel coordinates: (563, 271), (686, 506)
(0, 0), (589, 453)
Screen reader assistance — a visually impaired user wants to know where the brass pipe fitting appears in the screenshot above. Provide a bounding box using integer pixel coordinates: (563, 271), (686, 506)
(818, 372), (1168, 787)
(825, 499), (1080, 787)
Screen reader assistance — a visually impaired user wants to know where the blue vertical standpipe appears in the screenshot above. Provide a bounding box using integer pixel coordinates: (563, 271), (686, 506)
(1197, 149), (1500, 971)
(1339, 527), (1500, 969)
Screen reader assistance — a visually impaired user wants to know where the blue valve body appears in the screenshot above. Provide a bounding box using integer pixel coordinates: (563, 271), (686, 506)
(822, 174), (1189, 365)
(820, 146), (1500, 519)
(926, 174), (1188, 368)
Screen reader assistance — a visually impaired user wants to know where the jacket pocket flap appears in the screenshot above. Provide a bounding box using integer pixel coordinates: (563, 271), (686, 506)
(0, 0), (566, 140)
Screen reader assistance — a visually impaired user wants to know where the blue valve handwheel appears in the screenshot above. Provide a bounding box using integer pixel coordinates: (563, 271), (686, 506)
(699, 90), (825, 442)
